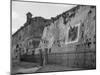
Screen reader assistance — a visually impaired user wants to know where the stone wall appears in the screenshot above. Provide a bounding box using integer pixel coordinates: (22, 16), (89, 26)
(12, 15), (51, 60)
(37, 5), (96, 68)
(47, 50), (96, 68)
(45, 5), (96, 53)
(12, 5), (96, 69)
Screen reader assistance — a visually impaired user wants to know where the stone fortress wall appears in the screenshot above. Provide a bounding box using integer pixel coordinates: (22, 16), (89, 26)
(12, 5), (96, 68)
(36, 5), (96, 68)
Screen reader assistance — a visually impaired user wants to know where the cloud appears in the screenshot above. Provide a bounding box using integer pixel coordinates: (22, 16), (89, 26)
(12, 11), (19, 19)
(12, 28), (17, 34)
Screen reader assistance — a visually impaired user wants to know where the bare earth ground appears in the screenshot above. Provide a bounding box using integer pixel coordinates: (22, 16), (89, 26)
(11, 61), (84, 74)
(11, 61), (41, 74)
(36, 64), (83, 73)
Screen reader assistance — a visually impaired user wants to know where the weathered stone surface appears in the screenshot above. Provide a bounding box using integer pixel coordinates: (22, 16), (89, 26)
(12, 5), (96, 69)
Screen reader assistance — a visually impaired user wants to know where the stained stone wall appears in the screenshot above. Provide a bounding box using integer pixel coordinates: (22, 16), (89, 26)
(38, 5), (96, 68)
(48, 5), (96, 53)
(12, 5), (96, 68)
(12, 16), (51, 60)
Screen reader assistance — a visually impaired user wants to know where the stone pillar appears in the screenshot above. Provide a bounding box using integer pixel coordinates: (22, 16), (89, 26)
(42, 48), (48, 66)
(42, 49), (46, 66)
(45, 48), (48, 65)
(39, 48), (48, 66)
(39, 49), (43, 66)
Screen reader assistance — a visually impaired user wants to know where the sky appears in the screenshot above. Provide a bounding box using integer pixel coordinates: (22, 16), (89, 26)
(12, 1), (76, 34)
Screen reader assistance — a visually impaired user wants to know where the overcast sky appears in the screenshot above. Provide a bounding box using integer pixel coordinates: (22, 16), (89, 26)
(12, 1), (76, 34)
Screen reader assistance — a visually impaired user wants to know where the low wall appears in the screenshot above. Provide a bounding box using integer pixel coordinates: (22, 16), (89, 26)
(47, 50), (96, 69)
(20, 49), (96, 69)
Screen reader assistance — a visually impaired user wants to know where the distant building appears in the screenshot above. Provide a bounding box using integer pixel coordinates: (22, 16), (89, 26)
(12, 12), (51, 60)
